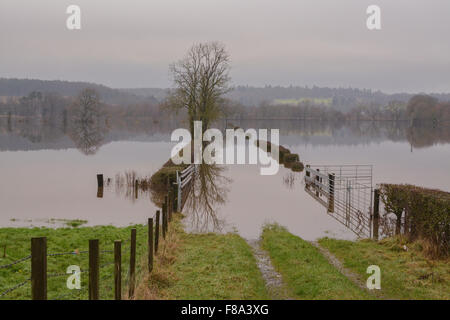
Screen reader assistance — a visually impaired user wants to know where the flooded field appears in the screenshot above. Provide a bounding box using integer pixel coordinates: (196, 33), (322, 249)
(1, 119), (449, 241)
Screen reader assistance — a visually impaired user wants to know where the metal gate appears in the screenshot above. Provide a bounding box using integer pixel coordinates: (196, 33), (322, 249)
(176, 165), (195, 211)
(304, 165), (373, 238)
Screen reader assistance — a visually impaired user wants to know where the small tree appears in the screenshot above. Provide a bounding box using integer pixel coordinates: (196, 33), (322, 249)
(166, 42), (231, 134)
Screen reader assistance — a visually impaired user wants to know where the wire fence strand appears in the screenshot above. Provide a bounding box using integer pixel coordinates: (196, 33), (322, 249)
(0, 255), (31, 269)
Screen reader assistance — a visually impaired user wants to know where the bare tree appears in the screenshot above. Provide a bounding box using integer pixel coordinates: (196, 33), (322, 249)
(166, 42), (231, 134)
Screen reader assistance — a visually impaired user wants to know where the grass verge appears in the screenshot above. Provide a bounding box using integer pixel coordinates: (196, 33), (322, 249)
(318, 237), (450, 300)
(261, 224), (373, 300)
(135, 213), (268, 300)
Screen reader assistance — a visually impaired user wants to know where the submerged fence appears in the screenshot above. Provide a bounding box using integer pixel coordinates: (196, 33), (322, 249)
(176, 164), (195, 212)
(0, 187), (180, 300)
(304, 165), (373, 238)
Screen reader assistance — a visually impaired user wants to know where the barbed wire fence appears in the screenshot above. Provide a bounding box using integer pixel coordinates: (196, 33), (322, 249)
(1, 212), (164, 300)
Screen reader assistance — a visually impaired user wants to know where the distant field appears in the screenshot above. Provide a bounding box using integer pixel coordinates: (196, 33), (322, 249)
(272, 98), (332, 106)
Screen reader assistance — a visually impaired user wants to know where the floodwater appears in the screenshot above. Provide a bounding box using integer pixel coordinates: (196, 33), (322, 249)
(1, 118), (449, 241)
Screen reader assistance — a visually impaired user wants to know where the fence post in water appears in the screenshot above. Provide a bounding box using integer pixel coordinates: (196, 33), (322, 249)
(373, 189), (380, 240)
(315, 169), (320, 197)
(148, 218), (154, 272)
(114, 240), (122, 300)
(328, 173), (335, 213)
(155, 211), (160, 254)
(129, 229), (136, 298)
(89, 239), (99, 300)
(135, 179), (138, 199)
(31, 237), (47, 300)
(97, 174), (104, 188)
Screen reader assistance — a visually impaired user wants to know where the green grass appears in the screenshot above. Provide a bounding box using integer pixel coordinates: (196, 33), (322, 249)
(272, 98), (332, 106)
(137, 214), (268, 300)
(318, 237), (450, 300)
(261, 224), (372, 300)
(0, 224), (149, 300)
(46, 219), (88, 228)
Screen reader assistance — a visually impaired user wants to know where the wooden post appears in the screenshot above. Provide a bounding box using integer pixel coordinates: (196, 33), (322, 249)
(129, 229), (136, 298)
(135, 179), (138, 199)
(328, 173), (335, 213)
(31, 237), (47, 300)
(373, 189), (380, 240)
(164, 195), (169, 228)
(155, 211), (160, 254)
(114, 240), (122, 300)
(162, 203), (167, 239)
(97, 174), (104, 188)
(89, 239), (99, 300)
(148, 218), (154, 272)
(97, 186), (103, 198)
(168, 191), (172, 222)
(176, 171), (181, 211)
(173, 181), (179, 212)
(315, 169), (320, 197)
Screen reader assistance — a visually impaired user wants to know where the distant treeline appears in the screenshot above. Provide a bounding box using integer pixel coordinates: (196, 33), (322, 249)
(0, 89), (182, 122)
(2, 78), (450, 112)
(0, 79), (449, 124)
(0, 78), (155, 105)
(223, 94), (450, 123)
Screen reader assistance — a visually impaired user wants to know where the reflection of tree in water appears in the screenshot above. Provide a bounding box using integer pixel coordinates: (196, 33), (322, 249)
(183, 164), (231, 233)
(406, 124), (450, 149)
(69, 119), (105, 155)
(68, 88), (107, 155)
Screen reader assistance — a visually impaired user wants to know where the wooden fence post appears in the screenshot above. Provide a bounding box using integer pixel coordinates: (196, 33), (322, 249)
(164, 194), (168, 214)
(97, 174), (104, 188)
(373, 189), (380, 240)
(162, 202), (167, 239)
(315, 169), (320, 197)
(168, 190), (172, 222)
(114, 240), (122, 300)
(31, 237), (47, 300)
(89, 239), (99, 300)
(135, 179), (138, 199)
(148, 218), (154, 272)
(129, 229), (136, 299)
(328, 173), (335, 213)
(155, 211), (160, 254)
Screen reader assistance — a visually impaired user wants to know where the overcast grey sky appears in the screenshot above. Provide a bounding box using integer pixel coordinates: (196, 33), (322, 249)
(0, 0), (449, 92)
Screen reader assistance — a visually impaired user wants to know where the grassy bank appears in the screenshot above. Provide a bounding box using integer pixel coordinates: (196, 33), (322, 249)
(318, 237), (450, 300)
(0, 224), (149, 300)
(261, 224), (372, 300)
(135, 213), (268, 300)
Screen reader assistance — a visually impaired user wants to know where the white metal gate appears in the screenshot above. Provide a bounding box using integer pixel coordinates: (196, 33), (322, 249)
(304, 165), (373, 238)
